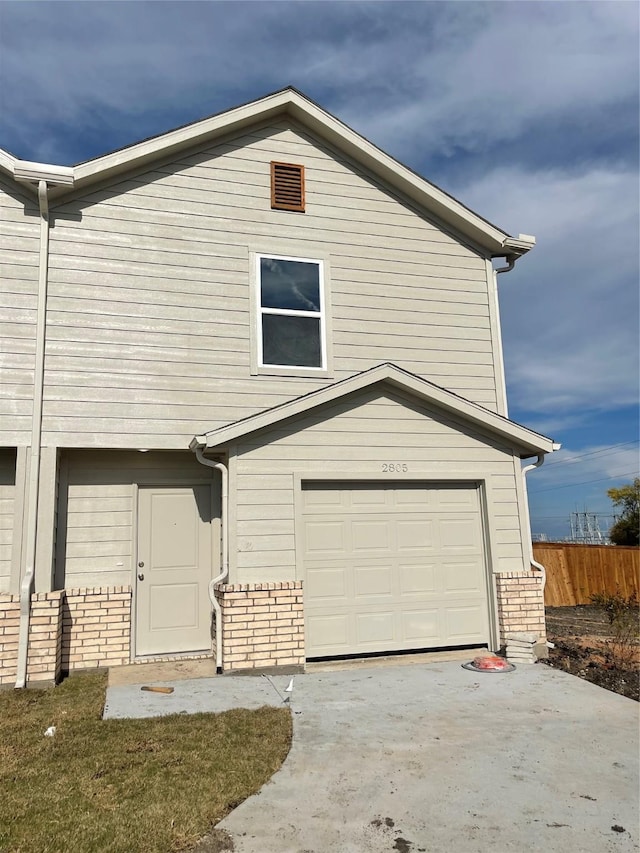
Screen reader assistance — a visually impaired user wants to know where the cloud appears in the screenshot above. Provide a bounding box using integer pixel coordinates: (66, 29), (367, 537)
(459, 165), (639, 416)
(1, 2), (637, 170)
(0, 3), (636, 422)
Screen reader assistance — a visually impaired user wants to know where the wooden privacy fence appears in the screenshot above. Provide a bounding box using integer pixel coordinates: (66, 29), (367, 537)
(533, 543), (640, 607)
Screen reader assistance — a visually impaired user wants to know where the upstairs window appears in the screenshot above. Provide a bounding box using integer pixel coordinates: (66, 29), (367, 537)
(271, 162), (305, 212)
(257, 255), (325, 369)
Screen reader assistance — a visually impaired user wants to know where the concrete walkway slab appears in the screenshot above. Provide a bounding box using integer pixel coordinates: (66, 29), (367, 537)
(220, 663), (638, 853)
(104, 659), (639, 853)
(104, 671), (288, 717)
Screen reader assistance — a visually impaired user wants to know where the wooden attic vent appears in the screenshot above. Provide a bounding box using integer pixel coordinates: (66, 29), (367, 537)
(271, 162), (305, 212)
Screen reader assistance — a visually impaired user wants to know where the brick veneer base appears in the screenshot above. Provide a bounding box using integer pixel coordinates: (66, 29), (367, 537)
(1, 592), (64, 686)
(496, 572), (546, 645)
(62, 587), (132, 672)
(215, 582), (304, 672)
(2, 573), (546, 683)
(0, 587), (132, 686)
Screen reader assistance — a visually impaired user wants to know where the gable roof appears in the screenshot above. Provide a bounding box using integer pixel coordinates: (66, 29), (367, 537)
(190, 363), (556, 456)
(1, 87), (534, 258)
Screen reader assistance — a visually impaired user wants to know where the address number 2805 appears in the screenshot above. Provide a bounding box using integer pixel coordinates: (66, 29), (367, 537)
(382, 463), (408, 473)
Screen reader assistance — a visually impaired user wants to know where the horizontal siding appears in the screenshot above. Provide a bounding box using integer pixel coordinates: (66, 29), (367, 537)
(232, 387), (524, 585)
(59, 450), (217, 588)
(37, 119), (497, 444)
(0, 449), (16, 591)
(0, 177), (39, 445)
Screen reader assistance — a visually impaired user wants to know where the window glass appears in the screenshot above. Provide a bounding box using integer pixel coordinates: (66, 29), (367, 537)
(262, 314), (321, 367)
(260, 258), (320, 312)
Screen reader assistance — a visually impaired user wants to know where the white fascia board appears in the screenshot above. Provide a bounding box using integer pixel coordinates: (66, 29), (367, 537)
(13, 160), (74, 186)
(286, 96), (512, 256)
(67, 89), (294, 193)
(197, 363), (554, 454)
(0, 148), (16, 177)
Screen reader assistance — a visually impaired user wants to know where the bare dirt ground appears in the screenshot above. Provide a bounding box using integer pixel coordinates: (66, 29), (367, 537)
(544, 605), (640, 702)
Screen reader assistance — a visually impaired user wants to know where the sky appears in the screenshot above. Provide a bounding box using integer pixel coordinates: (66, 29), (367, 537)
(1, 1), (638, 541)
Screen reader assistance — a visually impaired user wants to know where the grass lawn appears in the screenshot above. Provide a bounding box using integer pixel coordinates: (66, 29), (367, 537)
(0, 671), (292, 853)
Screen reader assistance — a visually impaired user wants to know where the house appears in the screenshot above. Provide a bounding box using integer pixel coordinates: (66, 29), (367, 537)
(0, 88), (557, 686)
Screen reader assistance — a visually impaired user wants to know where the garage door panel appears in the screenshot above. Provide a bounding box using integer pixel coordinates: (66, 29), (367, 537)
(401, 608), (441, 642)
(308, 613), (349, 653)
(302, 482), (489, 657)
(435, 487), (479, 510)
(354, 564), (393, 597)
(351, 519), (391, 553)
(355, 611), (395, 645)
(443, 560), (485, 594)
(306, 565), (347, 600)
(445, 606), (487, 641)
(439, 517), (482, 550)
(396, 519), (435, 550)
(394, 487), (436, 508)
(305, 520), (346, 555)
(350, 489), (388, 508)
(303, 488), (344, 509)
(399, 562), (437, 595)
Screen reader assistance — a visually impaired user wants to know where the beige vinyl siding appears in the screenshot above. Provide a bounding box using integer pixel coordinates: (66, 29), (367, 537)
(57, 450), (216, 588)
(0, 177), (39, 444)
(232, 385), (525, 586)
(0, 449), (16, 591)
(42, 119), (497, 446)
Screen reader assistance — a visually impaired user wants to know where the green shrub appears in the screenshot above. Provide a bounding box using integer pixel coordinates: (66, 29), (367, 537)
(590, 589), (639, 669)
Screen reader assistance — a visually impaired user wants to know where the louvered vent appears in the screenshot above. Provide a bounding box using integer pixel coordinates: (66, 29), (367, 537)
(271, 162), (305, 212)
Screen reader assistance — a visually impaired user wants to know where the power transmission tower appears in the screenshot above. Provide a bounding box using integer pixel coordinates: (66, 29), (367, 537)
(569, 510), (605, 544)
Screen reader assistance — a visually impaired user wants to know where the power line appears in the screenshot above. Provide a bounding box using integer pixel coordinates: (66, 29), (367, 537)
(532, 513), (616, 519)
(528, 469), (639, 494)
(542, 440), (639, 468)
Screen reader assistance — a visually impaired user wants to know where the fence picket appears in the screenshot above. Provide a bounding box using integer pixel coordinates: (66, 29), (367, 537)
(532, 543), (640, 606)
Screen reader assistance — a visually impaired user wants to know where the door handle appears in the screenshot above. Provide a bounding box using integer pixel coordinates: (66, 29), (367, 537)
(138, 573), (145, 581)
(138, 561), (144, 568)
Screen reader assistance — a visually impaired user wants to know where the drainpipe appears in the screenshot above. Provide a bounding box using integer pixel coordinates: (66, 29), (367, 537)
(491, 256), (516, 416)
(194, 447), (228, 674)
(15, 181), (50, 688)
(495, 255), (516, 276)
(12, 163), (74, 689)
(521, 454), (548, 590)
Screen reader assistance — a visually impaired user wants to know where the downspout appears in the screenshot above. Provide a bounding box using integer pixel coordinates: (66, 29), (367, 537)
(521, 454), (547, 590)
(495, 255), (516, 276)
(15, 181), (50, 688)
(491, 255), (516, 417)
(194, 447), (228, 674)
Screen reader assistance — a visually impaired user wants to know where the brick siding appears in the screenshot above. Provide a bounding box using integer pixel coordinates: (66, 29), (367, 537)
(1, 587), (132, 686)
(1, 592), (64, 686)
(62, 587), (132, 672)
(495, 572), (546, 644)
(215, 582), (304, 672)
(0, 596), (20, 685)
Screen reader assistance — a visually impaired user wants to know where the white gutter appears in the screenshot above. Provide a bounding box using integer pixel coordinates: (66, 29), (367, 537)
(15, 181), (50, 688)
(14, 164), (74, 689)
(194, 447), (228, 674)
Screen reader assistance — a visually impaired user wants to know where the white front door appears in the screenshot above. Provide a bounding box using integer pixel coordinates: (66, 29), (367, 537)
(135, 485), (214, 657)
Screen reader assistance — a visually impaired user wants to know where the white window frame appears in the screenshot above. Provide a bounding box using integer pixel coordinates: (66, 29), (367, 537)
(255, 253), (328, 373)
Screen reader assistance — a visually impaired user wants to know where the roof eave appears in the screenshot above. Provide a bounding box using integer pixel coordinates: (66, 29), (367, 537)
(53, 88), (296, 199)
(194, 364), (554, 455)
(0, 148), (16, 179)
(39, 88), (526, 255)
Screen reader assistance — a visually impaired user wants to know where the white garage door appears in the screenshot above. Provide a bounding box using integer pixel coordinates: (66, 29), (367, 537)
(301, 482), (490, 658)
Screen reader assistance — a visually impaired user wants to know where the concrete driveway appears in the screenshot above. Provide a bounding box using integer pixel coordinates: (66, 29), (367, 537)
(105, 658), (639, 853)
